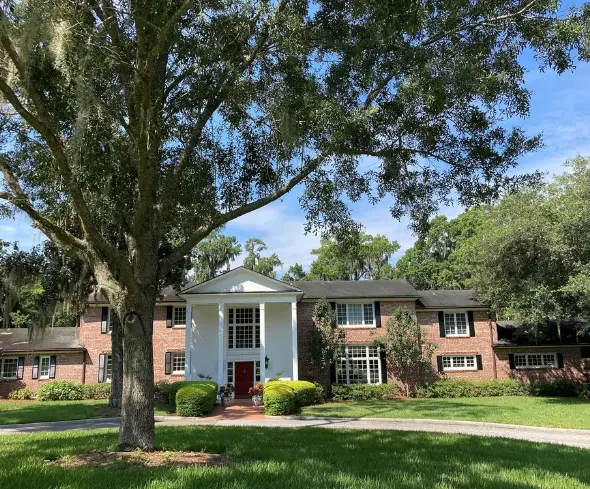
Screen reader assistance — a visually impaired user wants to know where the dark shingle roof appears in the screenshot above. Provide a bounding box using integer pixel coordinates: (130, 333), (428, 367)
(0, 327), (84, 353)
(417, 290), (487, 309)
(291, 280), (419, 299)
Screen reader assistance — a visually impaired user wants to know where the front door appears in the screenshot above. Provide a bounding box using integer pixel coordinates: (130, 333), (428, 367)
(234, 361), (254, 396)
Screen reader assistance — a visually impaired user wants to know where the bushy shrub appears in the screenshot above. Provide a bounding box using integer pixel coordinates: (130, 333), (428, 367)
(312, 382), (325, 403)
(36, 380), (84, 401)
(8, 387), (34, 400)
(529, 379), (579, 397)
(577, 383), (590, 399)
(168, 380), (212, 405)
(154, 380), (172, 402)
(175, 381), (217, 416)
(418, 379), (528, 398)
(331, 383), (401, 401)
(264, 383), (296, 415)
(82, 383), (111, 400)
(281, 380), (317, 406)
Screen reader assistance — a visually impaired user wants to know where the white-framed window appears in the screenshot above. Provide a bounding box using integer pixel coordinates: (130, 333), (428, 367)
(172, 352), (185, 374)
(227, 362), (234, 384)
(444, 312), (469, 337)
(255, 360), (261, 383)
(514, 353), (557, 369)
(0, 357), (18, 379)
(173, 306), (186, 326)
(228, 308), (260, 349)
(336, 303), (375, 327)
(39, 356), (51, 379)
(441, 355), (477, 371)
(105, 354), (113, 383)
(336, 345), (381, 384)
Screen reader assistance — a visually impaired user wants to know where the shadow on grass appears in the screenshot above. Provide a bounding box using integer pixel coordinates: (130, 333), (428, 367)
(0, 425), (589, 489)
(0, 401), (110, 425)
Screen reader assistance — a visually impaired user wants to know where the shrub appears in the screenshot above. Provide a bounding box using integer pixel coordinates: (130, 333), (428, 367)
(312, 382), (325, 403)
(175, 381), (217, 416)
(36, 381), (84, 401)
(331, 383), (401, 401)
(418, 379), (528, 398)
(281, 380), (317, 406)
(529, 379), (579, 397)
(154, 380), (172, 403)
(264, 383), (296, 415)
(8, 387), (34, 400)
(577, 383), (590, 399)
(82, 383), (111, 400)
(168, 380), (213, 405)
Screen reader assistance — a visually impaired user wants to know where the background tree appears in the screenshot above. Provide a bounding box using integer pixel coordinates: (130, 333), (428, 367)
(281, 263), (307, 281)
(0, 0), (586, 450)
(191, 232), (242, 283)
(380, 308), (435, 397)
(243, 238), (283, 278)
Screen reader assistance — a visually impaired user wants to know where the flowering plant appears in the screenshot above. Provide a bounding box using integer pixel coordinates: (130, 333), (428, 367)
(219, 384), (234, 397)
(248, 383), (264, 396)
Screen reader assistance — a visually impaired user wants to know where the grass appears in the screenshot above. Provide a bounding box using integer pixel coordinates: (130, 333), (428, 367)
(0, 400), (111, 425)
(0, 426), (589, 488)
(301, 396), (590, 429)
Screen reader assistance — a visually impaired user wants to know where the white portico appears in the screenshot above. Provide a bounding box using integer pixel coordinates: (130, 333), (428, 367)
(180, 267), (302, 395)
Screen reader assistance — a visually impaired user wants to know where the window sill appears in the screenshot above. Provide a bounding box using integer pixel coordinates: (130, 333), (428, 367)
(443, 368), (477, 372)
(337, 324), (376, 329)
(445, 334), (471, 338)
(515, 366), (556, 370)
(172, 325), (186, 329)
(171, 372), (185, 376)
(0, 377), (18, 381)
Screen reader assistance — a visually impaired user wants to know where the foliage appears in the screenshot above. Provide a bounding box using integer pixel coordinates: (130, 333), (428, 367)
(528, 379), (588, 398)
(308, 299), (345, 376)
(281, 263), (308, 281)
(7, 387), (34, 400)
(381, 308), (435, 396)
(36, 381), (84, 401)
(312, 382), (326, 403)
(175, 382), (218, 417)
(263, 383), (296, 415)
(81, 383), (111, 400)
(191, 233), (242, 283)
(330, 384), (401, 401)
(243, 238), (282, 278)
(167, 381), (215, 406)
(220, 383), (235, 397)
(280, 380), (318, 406)
(154, 381), (172, 403)
(248, 383), (264, 397)
(418, 379), (528, 398)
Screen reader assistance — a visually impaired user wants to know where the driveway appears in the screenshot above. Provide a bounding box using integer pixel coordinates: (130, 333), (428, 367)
(0, 415), (589, 449)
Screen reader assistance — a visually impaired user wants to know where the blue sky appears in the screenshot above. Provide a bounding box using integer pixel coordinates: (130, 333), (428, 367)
(2, 19), (590, 276)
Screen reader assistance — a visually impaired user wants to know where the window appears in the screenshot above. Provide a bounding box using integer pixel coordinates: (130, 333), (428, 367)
(336, 303), (375, 327)
(39, 356), (51, 379)
(227, 362), (234, 384)
(441, 355), (477, 371)
(0, 358), (18, 379)
(255, 361), (261, 382)
(105, 354), (113, 383)
(444, 312), (469, 337)
(514, 353), (557, 369)
(173, 307), (186, 326)
(336, 345), (381, 385)
(172, 352), (185, 374)
(228, 308), (260, 349)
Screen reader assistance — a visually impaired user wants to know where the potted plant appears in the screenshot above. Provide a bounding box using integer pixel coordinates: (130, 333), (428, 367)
(248, 383), (264, 406)
(219, 384), (235, 406)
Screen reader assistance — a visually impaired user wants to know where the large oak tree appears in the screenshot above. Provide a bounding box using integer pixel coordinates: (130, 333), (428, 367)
(0, 0), (587, 450)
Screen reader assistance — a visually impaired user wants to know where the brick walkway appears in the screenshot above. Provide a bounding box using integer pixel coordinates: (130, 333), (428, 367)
(209, 398), (266, 420)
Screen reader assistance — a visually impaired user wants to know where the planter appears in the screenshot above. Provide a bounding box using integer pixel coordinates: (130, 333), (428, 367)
(221, 396), (234, 407)
(251, 395), (263, 407)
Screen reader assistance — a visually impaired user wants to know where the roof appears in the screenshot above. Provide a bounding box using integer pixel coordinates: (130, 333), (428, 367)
(0, 327), (84, 353)
(88, 285), (185, 304)
(290, 279), (420, 299)
(417, 289), (487, 309)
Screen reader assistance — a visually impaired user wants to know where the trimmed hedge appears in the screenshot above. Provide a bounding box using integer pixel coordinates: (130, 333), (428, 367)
(331, 384), (401, 401)
(529, 379), (590, 398)
(167, 380), (214, 405)
(82, 383), (111, 400)
(175, 381), (218, 417)
(264, 383), (296, 415)
(37, 381), (84, 401)
(418, 379), (528, 398)
(280, 380), (318, 406)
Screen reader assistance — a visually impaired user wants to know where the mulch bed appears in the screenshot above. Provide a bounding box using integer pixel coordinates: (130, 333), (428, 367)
(55, 451), (231, 468)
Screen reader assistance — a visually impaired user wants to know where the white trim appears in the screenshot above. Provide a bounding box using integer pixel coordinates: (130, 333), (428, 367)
(182, 293), (300, 305)
(441, 355), (477, 371)
(443, 311), (470, 337)
(171, 352), (186, 374)
(291, 300), (298, 380)
(336, 302), (376, 328)
(184, 302), (192, 380)
(259, 302), (266, 383)
(217, 302), (225, 388)
(173, 305), (187, 327)
(39, 355), (51, 379)
(335, 345), (382, 385)
(514, 352), (558, 369)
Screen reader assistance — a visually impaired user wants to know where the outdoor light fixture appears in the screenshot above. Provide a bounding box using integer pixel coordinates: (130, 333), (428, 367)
(265, 355), (269, 369)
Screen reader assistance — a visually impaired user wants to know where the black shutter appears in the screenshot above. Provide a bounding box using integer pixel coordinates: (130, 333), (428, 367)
(557, 352), (564, 368)
(374, 301), (381, 328)
(16, 356), (25, 380)
(468, 311), (475, 337)
(49, 355), (57, 379)
(476, 355), (483, 370)
(380, 348), (387, 383)
(581, 346), (590, 359)
(166, 306), (173, 328)
(165, 352), (172, 374)
(98, 354), (105, 382)
(436, 356), (444, 373)
(32, 356), (40, 379)
(438, 312), (446, 337)
(329, 302), (336, 311)
(329, 363), (336, 383)
(508, 353), (516, 370)
(101, 307), (109, 334)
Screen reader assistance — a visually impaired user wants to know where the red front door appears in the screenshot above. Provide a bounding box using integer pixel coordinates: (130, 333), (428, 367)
(234, 361), (254, 396)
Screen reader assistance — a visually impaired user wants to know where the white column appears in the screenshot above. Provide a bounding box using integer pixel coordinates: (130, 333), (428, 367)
(291, 300), (298, 380)
(259, 302), (266, 383)
(184, 302), (192, 380)
(217, 302), (225, 387)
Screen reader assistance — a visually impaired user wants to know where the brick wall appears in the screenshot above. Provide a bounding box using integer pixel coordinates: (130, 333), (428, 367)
(80, 305), (186, 384)
(0, 351), (85, 398)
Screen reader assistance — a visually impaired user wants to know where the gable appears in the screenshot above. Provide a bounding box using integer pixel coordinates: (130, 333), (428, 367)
(183, 267), (300, 294)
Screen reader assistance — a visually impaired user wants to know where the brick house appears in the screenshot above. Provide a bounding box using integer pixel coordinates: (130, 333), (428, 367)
(0, 267), (588, 397)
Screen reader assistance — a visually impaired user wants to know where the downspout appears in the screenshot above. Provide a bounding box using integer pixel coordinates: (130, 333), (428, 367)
(489, 311), (497, 379)
(82, 350), (87, 384)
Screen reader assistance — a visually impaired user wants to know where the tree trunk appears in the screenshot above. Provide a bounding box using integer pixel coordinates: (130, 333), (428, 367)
(108, 314), (123, 408)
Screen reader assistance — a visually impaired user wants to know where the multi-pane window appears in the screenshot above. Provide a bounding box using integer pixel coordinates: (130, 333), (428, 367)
(228, 308), (260, 349)
(336, 345), (381, 385)
(0, 358), (18, 379)
(39, 356), (51, 379)
(336, 303), (375, 327)
(441, 355), (477, 371)
(227, 362), (234, 384)
(172, 352), (185, 374)
(444, 312), (469, 336)
(105, 354), (113, 382)
(514, 353), (557, 369)
(255, 361), (261, 382)
(173, 307), (186, 326)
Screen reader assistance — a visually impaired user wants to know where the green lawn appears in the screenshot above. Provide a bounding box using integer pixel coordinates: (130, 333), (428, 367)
(0, 426), (589, 489)
(0, 400), (112, 425)
(301, 396), (590, 429)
